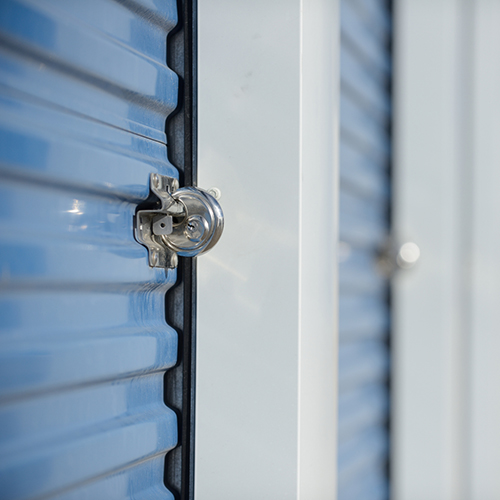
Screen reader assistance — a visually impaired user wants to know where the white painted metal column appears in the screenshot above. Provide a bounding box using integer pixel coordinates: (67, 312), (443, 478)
(393, 1), (500, 499)
(196, 1), (339, 498)
(392, 1), (463, 498)
(469, 2), (500, 497)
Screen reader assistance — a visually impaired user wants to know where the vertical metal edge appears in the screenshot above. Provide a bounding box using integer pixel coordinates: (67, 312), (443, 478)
(181, 0), (197, 497)
(164, 0), (197, 498)
(386, 0), (394, 497)
(181, 256), (196, 500)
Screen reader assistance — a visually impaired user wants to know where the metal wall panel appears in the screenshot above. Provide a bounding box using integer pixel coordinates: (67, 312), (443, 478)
(393, 1), (500, 498)
(196, 0), (339, 497)
(338, 1), (392, 499)
(0, 1), (180, 498)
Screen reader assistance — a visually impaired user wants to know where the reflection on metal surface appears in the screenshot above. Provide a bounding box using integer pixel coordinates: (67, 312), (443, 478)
(67, 200), (84, 215)
(397, 242), (421, 269)
(135, 173), (224, 268)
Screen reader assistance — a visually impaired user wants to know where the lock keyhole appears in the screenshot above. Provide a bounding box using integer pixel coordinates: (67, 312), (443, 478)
(184, 215), (208, 242)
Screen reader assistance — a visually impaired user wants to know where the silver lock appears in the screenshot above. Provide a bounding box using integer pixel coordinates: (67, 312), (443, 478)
(135, 173), (224, 269)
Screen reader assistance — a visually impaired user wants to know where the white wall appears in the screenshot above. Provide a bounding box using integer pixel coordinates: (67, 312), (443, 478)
(468, 3), (500, 497)
(196, 1), (339, 499)
(393, 1), (500, 499)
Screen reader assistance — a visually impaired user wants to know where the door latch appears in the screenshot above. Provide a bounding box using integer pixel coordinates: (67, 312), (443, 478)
(135, 173), (224, 269)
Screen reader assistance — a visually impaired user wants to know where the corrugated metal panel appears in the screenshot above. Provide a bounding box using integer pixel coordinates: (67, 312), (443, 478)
(338, 1), (392, 499)
(0, 1), (180, 498)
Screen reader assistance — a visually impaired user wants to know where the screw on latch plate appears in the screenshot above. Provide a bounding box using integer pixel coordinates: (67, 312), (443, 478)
(134, 173), (224, 269)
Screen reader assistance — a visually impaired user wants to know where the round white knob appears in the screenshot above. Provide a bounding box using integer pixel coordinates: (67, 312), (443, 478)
(396, 242), (421, 269)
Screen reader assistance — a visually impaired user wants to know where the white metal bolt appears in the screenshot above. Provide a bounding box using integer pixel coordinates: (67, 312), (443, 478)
(397, 242), (421, 269)
(207, 187), (221, 200)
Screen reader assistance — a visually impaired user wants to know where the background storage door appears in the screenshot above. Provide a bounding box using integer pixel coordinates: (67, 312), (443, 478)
(0, 1), (182, 498)
(337, 1), (392, 499)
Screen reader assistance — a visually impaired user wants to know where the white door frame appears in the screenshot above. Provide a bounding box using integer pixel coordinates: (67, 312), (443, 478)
(393, 1), (500, 498)
(196, 1), (340, 498)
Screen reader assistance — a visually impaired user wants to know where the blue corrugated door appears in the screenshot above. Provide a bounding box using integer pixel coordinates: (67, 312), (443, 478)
(338, 1), (392, 499)
(0, 1), (181, 498)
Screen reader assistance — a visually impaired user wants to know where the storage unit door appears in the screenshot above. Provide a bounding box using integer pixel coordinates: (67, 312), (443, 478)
(337, 1), (392, 499)
(0, 1), (181, 498)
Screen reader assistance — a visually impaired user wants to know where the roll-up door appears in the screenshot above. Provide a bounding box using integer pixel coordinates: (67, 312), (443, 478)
(0, 1), (186, 498)
(338, 1), (392, 499)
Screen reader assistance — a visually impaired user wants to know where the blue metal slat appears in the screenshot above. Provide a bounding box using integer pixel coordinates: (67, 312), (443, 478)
(338, 426), (389, 490)
(339, 190), (389, 249)
(340, 38), (391, 128)
(338, 339), (390, 390)
(339, 249), (386, 295)
(341, 56), (390, 130)
(0, 375), (176, 499)
(339, 468), (389, 500)
(0, 0), (180, 498)
(338, 1), (392, 498)
(340, 141), (389, 201)
(0, 0), (178, 143)
(340, 188), (388, 228)
(338, 384), (389, 441)
(0, 89), (174, 198)
(338, 223), (387, 250)
(50, 457), (173, 500)
(339, 295), (389, 340)
(340, 93), (391, 162)
(340, 0), (391, 80)
(351, 0), (392, 43)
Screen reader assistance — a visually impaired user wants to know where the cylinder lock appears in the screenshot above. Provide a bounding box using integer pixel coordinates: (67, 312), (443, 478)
(134, 173), (224, 269)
